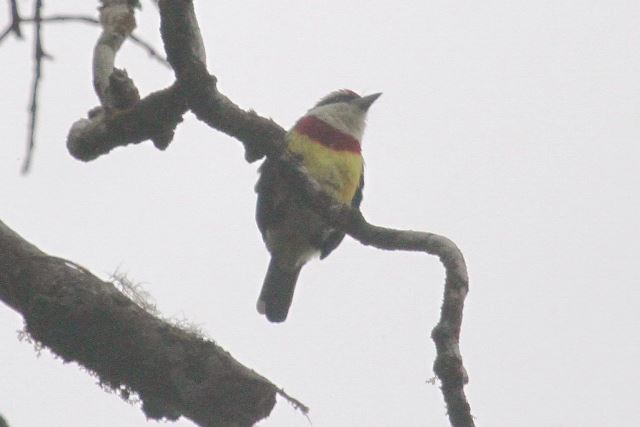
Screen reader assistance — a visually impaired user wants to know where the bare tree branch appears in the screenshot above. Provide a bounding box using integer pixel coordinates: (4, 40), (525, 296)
(2, 2), (170, 173)
(9, 0), (22, 36)
(67, 83), (186, 160)
(158, 2), (281, 163)
(67, 0), (181, 159)
(156, 1), (474, 425)
(65, 0), (474, 423)
(2, 13), (168, 67)
(0, 24), (12, 43)
(24, 14), (169, 67)
(0, 0), (169, 67)
(9, 0), (473, 425)
(0, 219), (298, 427)
(65, 0), (281, 163)
(348, 216), (472, 425)
(0, 0), (22, 42)
(92, 0), (137, 105)
(21, 0), (48, 174)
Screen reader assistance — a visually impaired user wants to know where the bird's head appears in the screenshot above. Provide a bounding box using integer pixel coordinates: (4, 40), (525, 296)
(302, 90), (382, 143)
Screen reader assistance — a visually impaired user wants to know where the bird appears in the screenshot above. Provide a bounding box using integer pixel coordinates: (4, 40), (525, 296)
(255, 89), (381, 322)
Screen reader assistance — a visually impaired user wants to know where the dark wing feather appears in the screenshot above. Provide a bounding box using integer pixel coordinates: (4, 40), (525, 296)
(351, 172), (365, 209)
(255, 158), (288, 238)
(319, 172), (364, 259)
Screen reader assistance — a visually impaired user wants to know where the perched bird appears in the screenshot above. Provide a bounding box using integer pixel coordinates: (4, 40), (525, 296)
(255, 89), (381, 322)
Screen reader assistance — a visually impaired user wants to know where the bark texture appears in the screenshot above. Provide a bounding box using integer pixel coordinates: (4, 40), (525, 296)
(0, 220), (277, 427)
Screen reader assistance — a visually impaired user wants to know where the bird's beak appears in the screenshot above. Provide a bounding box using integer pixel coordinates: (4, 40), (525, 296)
(354, 92), (382, 111)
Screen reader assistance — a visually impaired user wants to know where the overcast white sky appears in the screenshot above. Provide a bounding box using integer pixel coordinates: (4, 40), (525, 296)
(2, 1), (640, 426)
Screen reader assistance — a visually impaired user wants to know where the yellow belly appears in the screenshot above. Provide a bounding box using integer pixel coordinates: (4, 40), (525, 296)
(287, 131), (363, 203)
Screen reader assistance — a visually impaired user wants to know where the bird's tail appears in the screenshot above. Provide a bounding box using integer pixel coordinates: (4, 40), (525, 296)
(257, 258), (302, 323)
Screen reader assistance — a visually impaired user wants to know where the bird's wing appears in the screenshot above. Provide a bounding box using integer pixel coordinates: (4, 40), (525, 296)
(255, 158), (289, 238)
(319, 171), (364, 259)
(351, 170), (365, 209)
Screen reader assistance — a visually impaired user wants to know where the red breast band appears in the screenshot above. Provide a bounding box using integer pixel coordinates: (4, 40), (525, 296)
(294, 116), (361, 153)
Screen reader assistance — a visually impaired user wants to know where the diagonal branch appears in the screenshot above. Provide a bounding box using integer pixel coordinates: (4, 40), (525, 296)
(157, 1), (474, 426)
(62, 0), (473, 425)
(0, 0), (22, 42)
(0, 219), (295, 427)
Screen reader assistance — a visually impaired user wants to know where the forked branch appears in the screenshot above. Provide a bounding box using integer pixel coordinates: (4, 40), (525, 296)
(157, 1), (474, 425)
(6, 0), (474, 425)
(1, 1), (170, 172)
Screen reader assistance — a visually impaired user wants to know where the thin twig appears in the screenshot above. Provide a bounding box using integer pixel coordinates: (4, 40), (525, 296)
(128, 33), (169, 66)
(21, 0), (48, 175)
(2, 14), (168, 65)
(0, 0), (22, 43)
(10, 0), (22, 36)
(5, 9), (170, 173)
(36, 14), (97, 24)
(276, 387), (310, 416)
(0, 26), (11, 43)
(31, 14), (169, 67)
(0, 26), (10, 43)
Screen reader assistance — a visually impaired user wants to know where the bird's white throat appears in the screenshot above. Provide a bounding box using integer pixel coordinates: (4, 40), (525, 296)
(307, 103), (367, 142)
